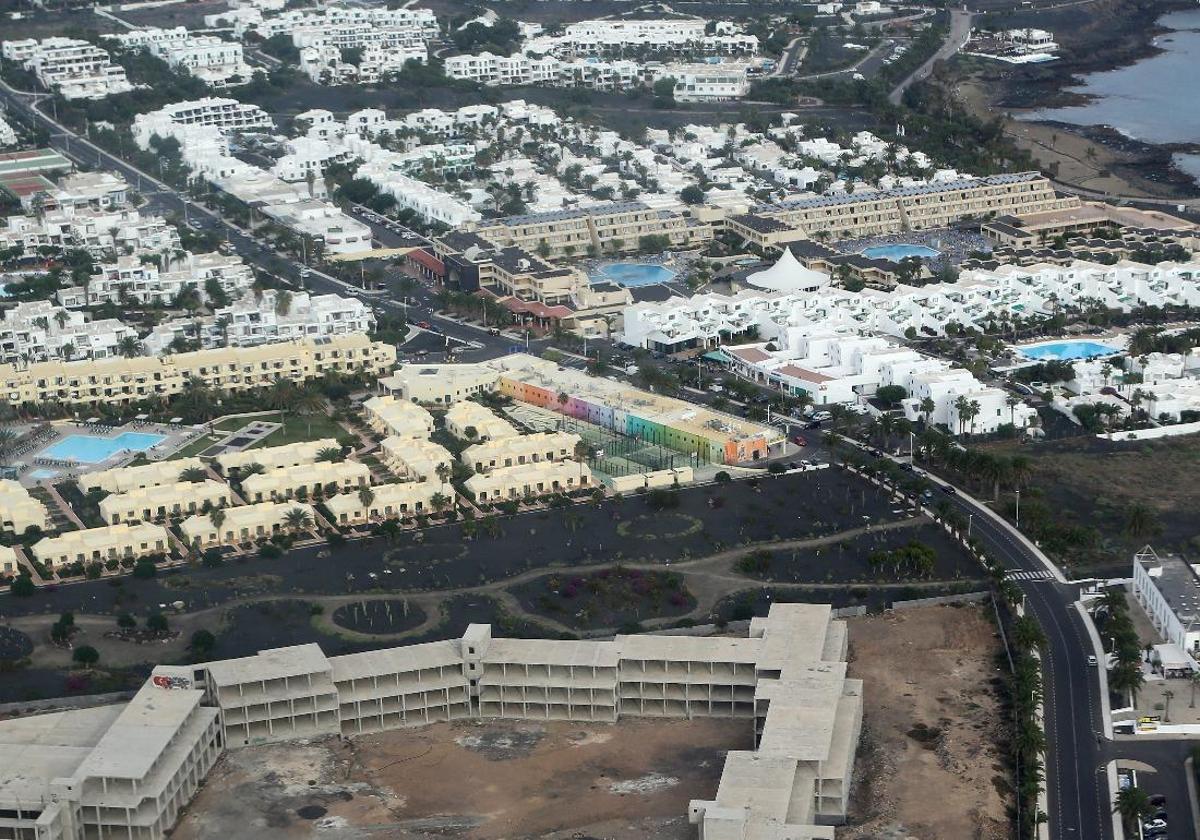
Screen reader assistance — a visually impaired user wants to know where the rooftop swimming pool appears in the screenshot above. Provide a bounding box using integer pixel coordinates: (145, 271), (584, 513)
(42, 431), (166, 464)
(27, 468), (58, 480)
(592, 262), (676, 287)
(1019, 340), (1120, 361)
(861, 244), (941, 262)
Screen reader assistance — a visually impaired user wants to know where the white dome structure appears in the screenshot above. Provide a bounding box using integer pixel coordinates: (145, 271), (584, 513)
(745, 248), (830, 293)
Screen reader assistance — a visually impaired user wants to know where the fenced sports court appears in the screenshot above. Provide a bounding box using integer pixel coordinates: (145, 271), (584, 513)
(504, 404), (708, 479)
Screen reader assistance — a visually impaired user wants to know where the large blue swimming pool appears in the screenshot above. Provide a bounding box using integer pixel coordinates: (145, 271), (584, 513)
(1020, 341), (1119, 361)
(861, 244), (941, 262)
(592, 262), (676, 287)
(43, 432), (166, 463)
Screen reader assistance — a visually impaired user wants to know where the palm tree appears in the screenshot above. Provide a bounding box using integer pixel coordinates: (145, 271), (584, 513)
(209, 507), (225, 536)
(179, 466), (208, 483)
(1124, 503), (1158, 538)
(117, 336), (143, 358)
(435, 462), (451, 489)
(267, 379), (300, 425)
(240, 462), (266, 478)
(284, 507), (313, 532)
(1012, 615), (1046, 651)
(1109, 660), (1145, 707)
(1113, 787), (1153, 828)
(358, 486), (375, 514)
(316, 446), (344, 463)
(430, 491), (450, 515)
(919, 396), (936, 427)
(293, 387), (325, 438)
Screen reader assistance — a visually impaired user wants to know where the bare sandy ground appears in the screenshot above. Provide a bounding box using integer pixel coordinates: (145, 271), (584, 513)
(844, 604), (1011, 840)
(173, 717), (748, 839)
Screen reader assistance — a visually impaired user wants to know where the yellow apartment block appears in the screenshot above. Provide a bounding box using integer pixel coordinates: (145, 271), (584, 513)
(362, 395), (434, 439)
(98, 480), (233, 524)
(216, 438), (339, 474)
(461, 431), (580, 473)
(0, 334), (396, 407)
(379, 436), (452, 481)
(467, 201), (715, 259)
(0, 545), (17, 575)
(445, 400), (516, 442)
(180, 500), (317, 547)
(760, 171), (1075, 240)
(241, 460), (370, 503)
(0, 479), (49, 533)
(84, 457), (207, 494)
(33, 522), (171, 568)
(465, 460), (593, 502)
(324, 481), (442, 525)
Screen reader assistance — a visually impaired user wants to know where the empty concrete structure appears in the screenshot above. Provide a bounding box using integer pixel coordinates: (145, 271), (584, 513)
(0, 603), (859, 839)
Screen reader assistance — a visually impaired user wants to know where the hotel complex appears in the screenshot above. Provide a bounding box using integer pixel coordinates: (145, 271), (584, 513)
(0, 334), (395, 408)
(0, 603), (859, 840)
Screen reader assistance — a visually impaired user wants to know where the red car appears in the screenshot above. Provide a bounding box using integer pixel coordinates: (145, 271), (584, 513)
(417, 320), (431, 329)
(791, 434), (807, 447)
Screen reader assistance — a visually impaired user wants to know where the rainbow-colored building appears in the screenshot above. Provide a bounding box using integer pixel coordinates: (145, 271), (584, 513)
(488, 355), (782, 465)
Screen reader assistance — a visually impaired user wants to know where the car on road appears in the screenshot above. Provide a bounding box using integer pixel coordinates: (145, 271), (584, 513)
(1150, 795), (1168, 807)
(1087, 655), (1098, 666)
(417, 320), (431, 329)
(941, 484), (957, 494)
(1143, 819), (1167, 833)
(791, 435), (807, 446)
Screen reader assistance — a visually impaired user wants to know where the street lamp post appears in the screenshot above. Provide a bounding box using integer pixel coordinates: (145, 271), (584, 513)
(968, 513), (973, 538)
(1015, 489), (1021, 528)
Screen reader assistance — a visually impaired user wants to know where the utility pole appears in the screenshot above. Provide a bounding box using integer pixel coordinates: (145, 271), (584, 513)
(1015, 489), (1020, 528)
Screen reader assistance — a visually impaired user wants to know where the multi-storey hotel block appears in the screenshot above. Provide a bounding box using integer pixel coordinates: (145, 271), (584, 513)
(0, 334), (396, 408)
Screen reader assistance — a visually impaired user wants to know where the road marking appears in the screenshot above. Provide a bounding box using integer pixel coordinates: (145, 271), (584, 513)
(1006, 569), (1057, 581)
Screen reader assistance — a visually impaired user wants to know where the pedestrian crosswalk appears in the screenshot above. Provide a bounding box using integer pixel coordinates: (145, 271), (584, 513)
(1005, 569), (1056, 581)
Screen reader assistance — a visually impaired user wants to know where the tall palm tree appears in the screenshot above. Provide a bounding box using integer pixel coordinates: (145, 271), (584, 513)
(293, 387), (325, 438)
(1113, 787), (1153, 827)
(430, 491), (450, 515)
(209, 507), (226, 536)
(358, 486), (375, 513)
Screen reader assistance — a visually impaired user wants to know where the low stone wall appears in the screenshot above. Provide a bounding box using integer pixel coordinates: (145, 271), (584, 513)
(891, 591), (990, 610)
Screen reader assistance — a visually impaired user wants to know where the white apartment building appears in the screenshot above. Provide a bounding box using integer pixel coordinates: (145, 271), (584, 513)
(623, 254), (1200, 352)
(46, 171), (128, 212)
(132, 98), (272, 149)
(1, 37), (133, 100)
(115, 27), (252, 87)
(0, 205), (180, 259)
(355, 157), (482, 226)
(259, 199), (373, 255)
(80, 250), (254, 307)
(723, 327), (1038, 434)
(655, 63), (750, 102)
(1133, 547), (1200, 658)
(202, 290), (369, 345)
(0, 299), (140, 364)
(297, 41), (427, 85)
(238, 5), (439, 42)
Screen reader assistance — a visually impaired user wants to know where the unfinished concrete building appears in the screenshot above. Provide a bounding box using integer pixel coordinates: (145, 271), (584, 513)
(0, 603), (859, 839)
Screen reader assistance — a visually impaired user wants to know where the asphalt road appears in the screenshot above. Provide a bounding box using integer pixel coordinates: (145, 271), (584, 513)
(887, 8), (974, 105)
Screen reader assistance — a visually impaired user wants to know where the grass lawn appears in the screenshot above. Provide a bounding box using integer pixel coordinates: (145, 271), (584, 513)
(168, 413), (348, 460)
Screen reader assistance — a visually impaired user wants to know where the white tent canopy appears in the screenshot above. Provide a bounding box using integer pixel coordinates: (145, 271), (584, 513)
(745, 248), (830, 293)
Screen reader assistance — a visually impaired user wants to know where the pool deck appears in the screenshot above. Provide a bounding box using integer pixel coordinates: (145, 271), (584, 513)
(11, 421), (204, 487)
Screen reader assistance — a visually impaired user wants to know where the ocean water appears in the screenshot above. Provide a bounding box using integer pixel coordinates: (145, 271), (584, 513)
(1023, 9), (1200, 146)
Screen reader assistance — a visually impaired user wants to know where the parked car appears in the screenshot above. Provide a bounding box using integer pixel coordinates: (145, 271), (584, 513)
(1142, 819), (1167, 833)
(417, 320), (431, 329)
(1150, 795), (1168, 807)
